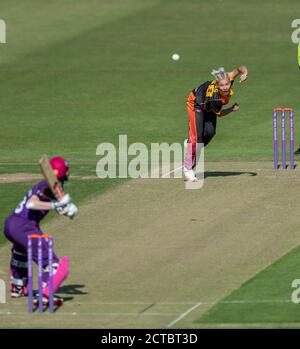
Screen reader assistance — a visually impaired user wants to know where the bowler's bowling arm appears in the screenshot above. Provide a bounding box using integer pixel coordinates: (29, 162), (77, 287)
(228, 66), (248, 81)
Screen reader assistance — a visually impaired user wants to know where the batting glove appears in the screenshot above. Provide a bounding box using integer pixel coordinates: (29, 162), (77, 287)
(51, 194), (72, 209)
(55, 205), (71, 215)
(65, 203), (79, 219)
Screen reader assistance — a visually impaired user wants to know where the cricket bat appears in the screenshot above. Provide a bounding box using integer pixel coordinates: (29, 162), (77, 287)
(39, 155), (64, 200)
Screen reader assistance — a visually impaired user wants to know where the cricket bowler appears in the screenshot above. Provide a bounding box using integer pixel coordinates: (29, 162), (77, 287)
(184, 66), (248, 182)
(3, 156), (78, 304)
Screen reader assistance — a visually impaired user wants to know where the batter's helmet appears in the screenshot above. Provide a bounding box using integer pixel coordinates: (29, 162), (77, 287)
(50, 156), (69, 179)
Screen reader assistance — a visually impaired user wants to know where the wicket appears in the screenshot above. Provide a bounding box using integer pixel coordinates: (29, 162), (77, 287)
(27, 234), (54, 313)
(273, 108), (294, 170)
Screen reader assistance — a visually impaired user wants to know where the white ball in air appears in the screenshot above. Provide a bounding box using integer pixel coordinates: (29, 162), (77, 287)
(171, 53), (180, 61)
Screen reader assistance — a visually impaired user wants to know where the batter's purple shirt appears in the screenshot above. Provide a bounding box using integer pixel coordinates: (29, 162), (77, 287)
(11, 180), (52, 224)
(4, 180), (59, 265)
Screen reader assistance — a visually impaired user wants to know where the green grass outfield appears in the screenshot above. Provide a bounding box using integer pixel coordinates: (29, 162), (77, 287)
(0, 0), (298, 164)
(1, 0), (300, 325)
(196, 245), (300, 325)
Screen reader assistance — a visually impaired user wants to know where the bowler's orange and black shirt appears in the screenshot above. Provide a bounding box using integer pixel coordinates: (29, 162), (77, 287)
(190, 79), (234, 116)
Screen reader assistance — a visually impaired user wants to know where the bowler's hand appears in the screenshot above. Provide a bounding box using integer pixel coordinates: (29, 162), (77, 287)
(239, 74), (248, 83)
(231, 103), (240, 112)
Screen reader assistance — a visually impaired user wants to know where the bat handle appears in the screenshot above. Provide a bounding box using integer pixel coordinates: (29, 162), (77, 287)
(54, 184), (65, 200)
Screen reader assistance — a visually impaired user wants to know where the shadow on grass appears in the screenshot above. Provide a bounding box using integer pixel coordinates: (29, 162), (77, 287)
(57, 284), (88, 296)
(204, 171), (257, 178)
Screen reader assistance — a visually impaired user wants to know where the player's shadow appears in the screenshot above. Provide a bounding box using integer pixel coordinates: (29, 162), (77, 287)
(57, 284), (88, 296)
(204, 171), (257, 178)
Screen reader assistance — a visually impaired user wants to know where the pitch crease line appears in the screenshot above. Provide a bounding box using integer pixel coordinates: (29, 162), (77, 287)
(167, 302), (202, 328)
